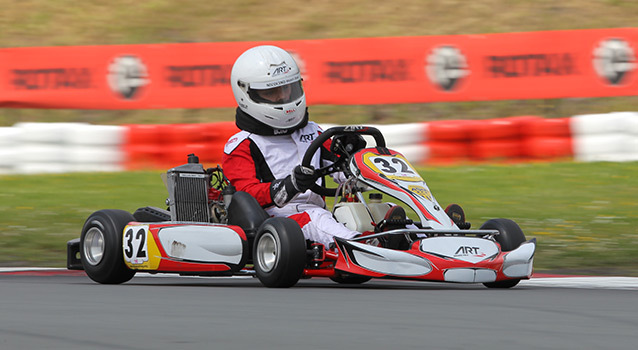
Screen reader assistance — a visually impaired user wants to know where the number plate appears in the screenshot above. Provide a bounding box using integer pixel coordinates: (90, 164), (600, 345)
(362, 152), (423, 182)
(123, 225), (149, 264)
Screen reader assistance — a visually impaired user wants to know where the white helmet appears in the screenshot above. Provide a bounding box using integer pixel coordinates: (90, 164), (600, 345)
(231, 45), (306, 130)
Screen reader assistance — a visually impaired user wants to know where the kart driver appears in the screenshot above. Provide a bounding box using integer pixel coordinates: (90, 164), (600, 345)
(222, 45), (405, 248)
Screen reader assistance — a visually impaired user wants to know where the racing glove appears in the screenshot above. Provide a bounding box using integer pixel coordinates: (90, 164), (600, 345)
(270, 165), (318, 207)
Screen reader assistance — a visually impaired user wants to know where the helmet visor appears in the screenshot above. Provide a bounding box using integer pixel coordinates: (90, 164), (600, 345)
(248, 80), (304, 105)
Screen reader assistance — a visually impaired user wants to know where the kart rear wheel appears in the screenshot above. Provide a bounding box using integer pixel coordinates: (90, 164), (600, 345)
(253, 218), (306, 288)
(80, 209), (136, 284)
(480, 218), (526, 289)
(330, 272), (372, 285)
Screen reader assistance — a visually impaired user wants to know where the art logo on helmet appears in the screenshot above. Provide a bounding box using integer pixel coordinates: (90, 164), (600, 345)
(425, 45), (470, 91)
(107, 55), (150, 100)
(593, 38), (637, 85)
(270, 63), (291, 77)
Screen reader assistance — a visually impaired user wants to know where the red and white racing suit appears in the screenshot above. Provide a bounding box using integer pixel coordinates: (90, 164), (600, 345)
(222, 122), (359, 247)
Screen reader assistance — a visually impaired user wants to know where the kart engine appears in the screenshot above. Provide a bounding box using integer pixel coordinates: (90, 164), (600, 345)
(164, 155), (211, 223)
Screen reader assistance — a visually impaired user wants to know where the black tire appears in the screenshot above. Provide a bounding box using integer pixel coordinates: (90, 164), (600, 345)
(330, 272), (372, 285)
(253, 218), (306, 288)
(480, 218), (526, 289)
(80, 209), (136, 284)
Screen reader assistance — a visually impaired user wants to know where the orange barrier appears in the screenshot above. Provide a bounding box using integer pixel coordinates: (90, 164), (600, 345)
(470, 139), (523, 160)
(121, 117), (572, 169)
(521, 117), (572, 137)
(123, 124), (167, 169)
(426, 120), (476, 141)
(521, 137), (573, 159)
(426, 141), (470, 158)
(519, 118), (573, 159)
(124, 121), (238, 170)
(1, 28), (636, 109)
(471, 118), (522, 140)
(423, 116), (574, 164)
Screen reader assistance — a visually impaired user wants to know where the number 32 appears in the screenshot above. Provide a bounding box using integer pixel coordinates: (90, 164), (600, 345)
(373, 157), (414, 174)
(124, 227), (148, 262)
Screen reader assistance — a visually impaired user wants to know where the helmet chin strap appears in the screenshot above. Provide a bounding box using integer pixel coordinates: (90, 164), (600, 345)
(235, 107), (309, 136)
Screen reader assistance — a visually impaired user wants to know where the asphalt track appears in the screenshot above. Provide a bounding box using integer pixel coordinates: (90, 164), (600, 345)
(1, 269), (637, 350)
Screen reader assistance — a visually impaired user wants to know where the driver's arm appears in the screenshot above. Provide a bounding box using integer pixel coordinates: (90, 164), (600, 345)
(222, 141), (273, 206)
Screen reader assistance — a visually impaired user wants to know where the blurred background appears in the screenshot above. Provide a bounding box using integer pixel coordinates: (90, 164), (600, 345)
(2, 0), (638, 126)
(0, 0), (636, 274)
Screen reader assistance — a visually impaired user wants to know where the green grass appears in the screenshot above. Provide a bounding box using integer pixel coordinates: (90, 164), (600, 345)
(1, 162), (637, 275)
(423, 162), (638, 275)
(1, 0), (638, 275)
(0, 172), (167, 266)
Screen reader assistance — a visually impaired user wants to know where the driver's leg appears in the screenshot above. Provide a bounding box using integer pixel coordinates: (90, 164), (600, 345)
(287, 207), (359, 248)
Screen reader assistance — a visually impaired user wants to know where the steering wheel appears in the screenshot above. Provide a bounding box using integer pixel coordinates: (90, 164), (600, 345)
(301, 126), (386, 197)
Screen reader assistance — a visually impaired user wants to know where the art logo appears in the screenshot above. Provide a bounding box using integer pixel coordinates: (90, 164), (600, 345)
(592, 38), (637, 85)
(270, 63), (291, 77)
(299, 132), (316, 143)
(454, 246), (485, 258)
(107, 55), (150, 100)
(426, 45), (469, 91)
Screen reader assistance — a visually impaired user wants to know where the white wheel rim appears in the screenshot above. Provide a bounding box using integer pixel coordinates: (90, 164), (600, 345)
(84, 227), (105, 266)
(256, 232), (278, 272)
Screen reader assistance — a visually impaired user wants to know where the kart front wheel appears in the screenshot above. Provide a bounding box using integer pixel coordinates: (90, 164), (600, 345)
(480, 218), (526, 289)
(253, 218), (306, 288)
(80, 209), (136, 284)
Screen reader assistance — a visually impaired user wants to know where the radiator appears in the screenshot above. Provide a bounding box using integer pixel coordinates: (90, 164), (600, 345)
(165, 162), (211, 222)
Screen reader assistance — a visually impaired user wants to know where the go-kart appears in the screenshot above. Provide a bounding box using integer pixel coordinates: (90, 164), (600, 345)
(67, 126), (536, 288)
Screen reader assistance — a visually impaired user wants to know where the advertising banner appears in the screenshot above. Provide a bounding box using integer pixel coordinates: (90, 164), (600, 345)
(1, 28), (636, 109)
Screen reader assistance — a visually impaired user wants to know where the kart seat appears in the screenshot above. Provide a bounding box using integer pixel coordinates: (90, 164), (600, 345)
(226, 191), (270, 239)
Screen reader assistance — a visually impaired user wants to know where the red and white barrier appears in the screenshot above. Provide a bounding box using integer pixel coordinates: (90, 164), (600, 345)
(0, 112), (636, 174)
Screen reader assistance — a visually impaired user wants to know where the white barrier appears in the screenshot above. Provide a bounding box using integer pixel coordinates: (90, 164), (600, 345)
(571, 112), (638, 162)
(67, 124), (125, 146)
(0, 127), (22, 173)
(1, 123), (126, 174)
(392, 144), (429, 164)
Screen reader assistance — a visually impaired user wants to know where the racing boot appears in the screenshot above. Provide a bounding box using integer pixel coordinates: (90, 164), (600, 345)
(445, 203), (471, 229)
(376, 205), (412, 249)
